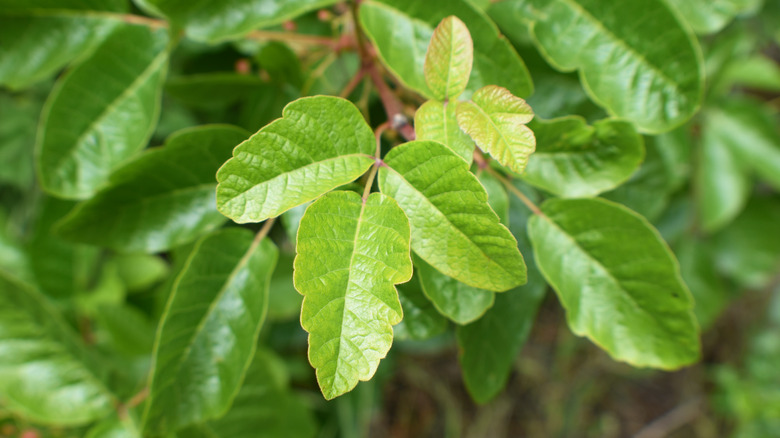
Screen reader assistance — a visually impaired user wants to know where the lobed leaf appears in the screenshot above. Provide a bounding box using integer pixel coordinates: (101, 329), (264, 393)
(0, 274), (114, 425)
(522, 117), (644, 198)
(414, 100), (475, 164)
(359, 0), (532, 99)
(414, 254), (494, 325)
(143, 228), (278, 435)
(145, 0), (340, 42)
(528, 198), (700, 369)
(378, 140), (526, 292)
(490, 0), (703, 133)
(216, 96), (375, 224)
(457, 85), (535, 174)
(295, 191), (412, 399)
(424, 16), (474, 100)
(35, 24), (169, 199)
(56, 126), (249, 253)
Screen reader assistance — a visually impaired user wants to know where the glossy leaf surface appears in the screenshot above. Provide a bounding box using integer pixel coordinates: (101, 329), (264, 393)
(0, 274), (114, 425)
(490, 0), (703, 133)
(522, 117), (644, 197)
(528, 198), (700, 369)
(143, 228), (278, 435)
(57, 126), (249, 253)
(0, 15), (116, 90)
(36, 24), (169, 199)
(359, 0), (532, 99)
(185, 349), (317, 438)
(295, 191), (412, 399)
(424, 16), (473, 100)
(414, 254), (494, 325)
(216, 96), (375, 223)
(394, 276), (447, 341)
(414, 100), (475, 164)
(379, 140), (526, 292)
(665, 0), (762, 34)
(146, 0), (339, 42)
(457, 85), (535, 174)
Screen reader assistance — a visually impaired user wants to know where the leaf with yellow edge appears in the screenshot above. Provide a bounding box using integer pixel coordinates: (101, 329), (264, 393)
(424, 15), (474, 100)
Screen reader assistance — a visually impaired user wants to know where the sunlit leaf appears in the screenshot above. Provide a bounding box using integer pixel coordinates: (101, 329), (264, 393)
(424, 15), (473, 100)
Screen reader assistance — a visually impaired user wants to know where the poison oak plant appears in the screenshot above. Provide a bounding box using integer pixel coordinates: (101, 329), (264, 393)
(0, 0), (778, 437)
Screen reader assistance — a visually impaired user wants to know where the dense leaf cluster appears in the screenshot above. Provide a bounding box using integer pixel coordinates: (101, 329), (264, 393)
(1, 0), (779, 436)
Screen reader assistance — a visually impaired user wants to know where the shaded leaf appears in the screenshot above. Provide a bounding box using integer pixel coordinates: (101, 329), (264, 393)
(359, 0), (532, 99)
(379, 140), (527, 292)
(414, 100), (475, 164)
(146, 0), (340, 43)
(424, 15), (473, 100)
(216, 96), (375, 224)
(143, 228), (278, 435)
(676, 238), (730, 330)
(479, 171), (509, 225)
(36, 24), (169, 199)
(295, 191), (411, 399)
(394, 274), (447, 341)
(522, 117), (644, 197)
(0, 273), (114, 425)
(57, 126), (249, 253)
(528, 198), (700, 369)
(414, 254), (494, 325)
(457, 85), (535, 174)
(183, 348), (317, 438)
(166, 73), (267, 110)
(457, 180), (546, 402)
(490, 0), (703, 133)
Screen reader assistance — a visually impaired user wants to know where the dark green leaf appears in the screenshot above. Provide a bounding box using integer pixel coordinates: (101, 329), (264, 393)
(479, 171), (509, 225)
(359, 0), (533, 99)
(665, 0), (762, 34)
(676, 238), (730, 330)
(414, 254), (494, 325)
(0, 273), (114, 425)
(394, 274), (447, 341)
(36, 24), (169, 199)
(216, 96), (375, 224)
(146, 0), (340, 43)
(166, 73), (267, 110)
(379, 140), (527, 292)
(143, 228), (278, 434)
(528, 198), (700, 369)
(57, 125), (249, 253)
(522, 117), (644, 197)
(490, 0), (703, 133)
(295, 191), (412, 399)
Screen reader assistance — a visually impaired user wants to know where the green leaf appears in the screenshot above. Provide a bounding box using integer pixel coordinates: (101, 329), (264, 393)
(394, 274), (447, 341)
(95, 304), (156, 356)
(424, 15), (473, 100)
(216, 96), (375, 224)
(457, 85), (535, 174)
(379, 140), (526, 292)
(713, 196), (780, 289)
(267, 252), (303, 321)
(665, 0), (762, 34)
(698, 106), (751, 232)
(456, 179), (545, 403)
(143, 228), (278, 435)
(0, 273), (114, 425)
(414, 254), (494, 325)
(0, 15), (117, 90)
(479, 171), (509, 225)
(706, 99), (780, 191)
(0, 0), (126, 11)
(676, 238), (730, 330)
(521, 117), (644, 197)
(146, 0), (340, 43)
(0, 90), (45, 188)
(528, 198), (700, 369)
(36, 24), (169, 199)
(166, 73), (267, 110)
(294, 191), (412, 400)
(183, 348), (317, 438)
(56, 126), (249, 253)
(490, 0), (703, 133)
(414, 100), (475, 164)
(359, 0), (533, 99)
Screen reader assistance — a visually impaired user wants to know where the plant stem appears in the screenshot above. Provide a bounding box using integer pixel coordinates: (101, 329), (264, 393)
(485, 166), (544, 216)
(116, 13), (167, 28)
(340, 69), (366, 98)
(366, 65), (415, 141)
(252, 217), (276, 248)
(363, 122), (389, 201)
